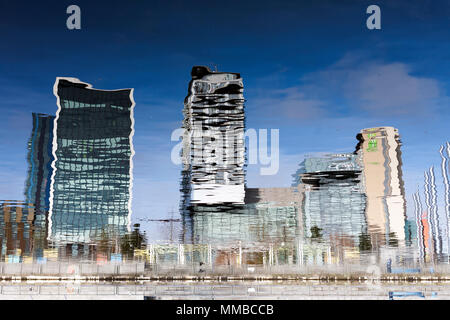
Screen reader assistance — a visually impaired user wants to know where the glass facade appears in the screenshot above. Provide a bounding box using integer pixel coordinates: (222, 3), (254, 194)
(48, 78), (135, 243)
(24, 113), (55, 227)
(296, 153), (368, 244)
(190, 203), (301, 245)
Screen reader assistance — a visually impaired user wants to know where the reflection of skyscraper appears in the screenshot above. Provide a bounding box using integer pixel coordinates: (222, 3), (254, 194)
(181, 66), (245, 206)
(413, 191), (425, 260)
(295, 153), (367, 244)
(414, 190), (435, 262)
(404, 219), (417, 247)
(439, 142), (450, 256)
(24, 113), (55, 226)
(48, 78), (135, 243)
(356, 127), (407, 246)
(424, 166), (442, 255)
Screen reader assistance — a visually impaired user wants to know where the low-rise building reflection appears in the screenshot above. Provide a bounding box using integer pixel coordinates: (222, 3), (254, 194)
(0, 201), (42, 262)
(293, 153), (368, 246)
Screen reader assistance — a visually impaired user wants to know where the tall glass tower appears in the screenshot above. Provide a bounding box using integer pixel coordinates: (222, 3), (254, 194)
(24, 113), (55, 227)
(48, 78), (135, 243)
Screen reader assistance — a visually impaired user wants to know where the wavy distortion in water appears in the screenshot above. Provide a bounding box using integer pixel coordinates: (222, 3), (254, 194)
(0, 67), (449, 274)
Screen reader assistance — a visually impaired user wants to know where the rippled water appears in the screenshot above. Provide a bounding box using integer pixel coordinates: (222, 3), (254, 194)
(1, 68), (450, 280)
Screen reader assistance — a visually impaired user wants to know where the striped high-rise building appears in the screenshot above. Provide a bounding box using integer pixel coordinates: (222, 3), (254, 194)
(181, 66), (245, 206)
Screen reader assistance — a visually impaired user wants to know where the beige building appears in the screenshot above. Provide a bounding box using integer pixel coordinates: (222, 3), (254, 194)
(357, 127), (407, 247)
